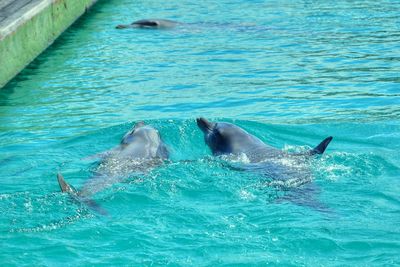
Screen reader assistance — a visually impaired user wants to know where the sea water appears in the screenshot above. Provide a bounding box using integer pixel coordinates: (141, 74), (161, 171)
(0, 0), (399, 265)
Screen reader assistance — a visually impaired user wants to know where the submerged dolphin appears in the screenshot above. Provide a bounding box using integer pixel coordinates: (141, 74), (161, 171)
(116, 19), (179, 29)
(57, 121), (169, 214)
(115, 18), (275, 34)
(196, 117), (333, 209)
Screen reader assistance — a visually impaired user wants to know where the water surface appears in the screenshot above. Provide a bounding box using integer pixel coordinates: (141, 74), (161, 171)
(1, 0), (399, 265)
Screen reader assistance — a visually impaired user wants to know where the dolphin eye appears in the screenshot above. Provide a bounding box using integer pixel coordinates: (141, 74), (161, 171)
(214, 130), (226, 143)
(216, 129), (224, 137)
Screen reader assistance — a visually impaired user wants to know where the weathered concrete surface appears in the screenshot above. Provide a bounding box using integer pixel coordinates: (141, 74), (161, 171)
(0, 0), (98, 88)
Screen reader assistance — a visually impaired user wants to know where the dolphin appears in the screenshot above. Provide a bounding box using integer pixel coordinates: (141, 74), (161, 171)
(114, 18), (276, 33)
(196, 117), (333, 210)
(196, 118), (332, 162)
(116, 19), (179, 29)
(57, 121), (169, 214)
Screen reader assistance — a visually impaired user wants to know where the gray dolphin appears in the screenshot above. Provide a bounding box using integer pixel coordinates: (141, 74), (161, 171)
(57, 121), (169, 214)
(197, 117), (332, 162)
(196, 117), (333, 210)
(116, 19), (179, 29)
(115, 19), (275, 33)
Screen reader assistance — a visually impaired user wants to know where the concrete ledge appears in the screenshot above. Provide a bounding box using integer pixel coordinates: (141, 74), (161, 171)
(0, 0), (98, 88)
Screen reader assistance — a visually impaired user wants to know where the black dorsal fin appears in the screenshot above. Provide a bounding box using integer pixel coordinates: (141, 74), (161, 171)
(310, 136), (333, 155)
(132, 20), (159, 27)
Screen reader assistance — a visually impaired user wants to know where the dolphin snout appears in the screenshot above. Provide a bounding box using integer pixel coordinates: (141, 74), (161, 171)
(116, 24), (128, 29)
(196, 117), (213, 133)
(134, 121), (146, 129)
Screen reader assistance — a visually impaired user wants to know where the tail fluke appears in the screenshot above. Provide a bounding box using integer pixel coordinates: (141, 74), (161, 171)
(310, 136), (333, 155)
(57, 173), (108, 216)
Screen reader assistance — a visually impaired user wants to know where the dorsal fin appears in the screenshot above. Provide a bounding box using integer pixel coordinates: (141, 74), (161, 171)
(310, 136), (333, 155)
(132, 20), (159, 27)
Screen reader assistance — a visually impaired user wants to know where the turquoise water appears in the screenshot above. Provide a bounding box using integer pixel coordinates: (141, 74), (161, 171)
(1, 0), (400, 265)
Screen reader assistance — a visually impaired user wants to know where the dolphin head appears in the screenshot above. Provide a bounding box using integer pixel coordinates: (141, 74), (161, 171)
(121, 121), (161, 146)
(116, 19), (178, 29)
(197, 117), (252, 156)
(115, 24), (130, 29)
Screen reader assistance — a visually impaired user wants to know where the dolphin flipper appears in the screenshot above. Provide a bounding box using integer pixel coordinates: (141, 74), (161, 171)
(309, 136), (333, 155)
(278, 184), (333, 213)
(57, 173), (77, 194)
(57, 173), (108, 215)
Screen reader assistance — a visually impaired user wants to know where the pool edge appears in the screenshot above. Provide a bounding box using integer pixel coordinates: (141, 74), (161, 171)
(0, 0), (99, 89)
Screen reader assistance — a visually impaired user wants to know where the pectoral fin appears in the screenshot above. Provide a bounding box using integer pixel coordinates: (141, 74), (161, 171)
(278, 183), (333, 214)
(57, 173), (77, 194)
(57, 173), (108, 216)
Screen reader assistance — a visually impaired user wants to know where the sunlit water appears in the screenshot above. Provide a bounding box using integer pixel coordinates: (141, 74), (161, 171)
(1, 0), (400, 265)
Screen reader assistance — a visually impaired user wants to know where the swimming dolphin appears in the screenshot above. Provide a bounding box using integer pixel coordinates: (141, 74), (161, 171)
(115, 18), (275, 34)
(57, 121), (169, 214)
(196, 117), (333, 210)
(116, 19), (179, 29)
(196, 117), (332, 163)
